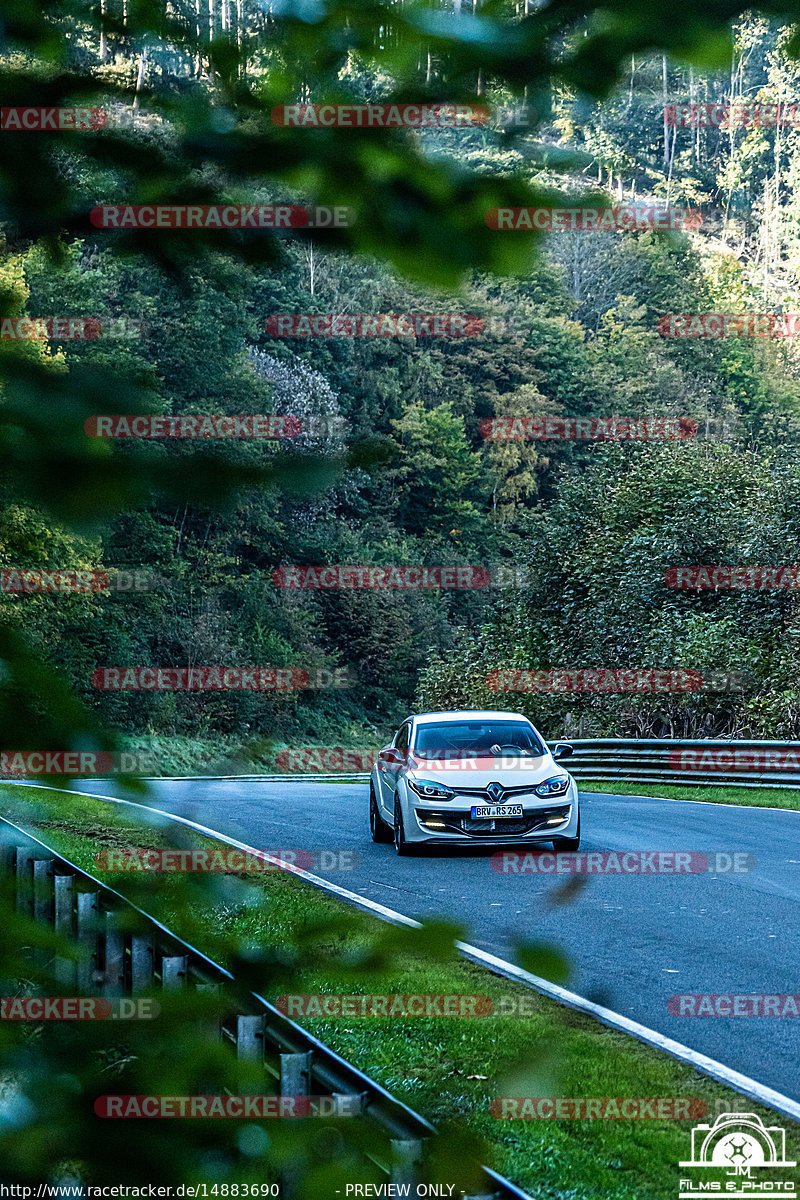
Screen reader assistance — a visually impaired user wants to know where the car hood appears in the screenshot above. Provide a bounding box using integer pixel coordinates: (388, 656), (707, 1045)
(406, 754), (564, 787)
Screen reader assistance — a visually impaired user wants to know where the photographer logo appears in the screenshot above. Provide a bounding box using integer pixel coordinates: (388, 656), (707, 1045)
(679, 1111), (795, 1197)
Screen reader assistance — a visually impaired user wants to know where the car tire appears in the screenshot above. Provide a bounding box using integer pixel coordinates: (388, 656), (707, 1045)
(393, 797), (415, 856)
(553, 811), (580, 851)
(370, 785), (393, 843)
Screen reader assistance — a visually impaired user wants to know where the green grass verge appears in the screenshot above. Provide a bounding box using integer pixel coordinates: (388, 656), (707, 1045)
(120, 729), (386, 777)
(577, 779), (800, 809)
(2, 782), (798, 1200)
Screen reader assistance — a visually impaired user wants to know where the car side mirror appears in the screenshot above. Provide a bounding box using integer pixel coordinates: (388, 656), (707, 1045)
(378, 746), (405, 766)
(552, 742), (574, 760)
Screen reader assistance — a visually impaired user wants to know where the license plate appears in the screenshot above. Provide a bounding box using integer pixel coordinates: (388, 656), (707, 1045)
(471, 804), (523, 819)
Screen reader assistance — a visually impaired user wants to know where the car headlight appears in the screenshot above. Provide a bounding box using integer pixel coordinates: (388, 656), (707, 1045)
(535, 775), (570, 797)
(407, 777), (455, 801)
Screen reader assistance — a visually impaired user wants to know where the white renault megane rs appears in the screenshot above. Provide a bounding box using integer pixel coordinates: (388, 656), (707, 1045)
(369, 710), (580, 855)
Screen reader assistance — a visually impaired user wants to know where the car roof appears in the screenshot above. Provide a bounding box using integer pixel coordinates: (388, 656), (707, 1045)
(410, 711), (533, 724)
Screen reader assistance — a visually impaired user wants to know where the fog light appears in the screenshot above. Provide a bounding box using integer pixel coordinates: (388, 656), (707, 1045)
(420, 815), (446, 829)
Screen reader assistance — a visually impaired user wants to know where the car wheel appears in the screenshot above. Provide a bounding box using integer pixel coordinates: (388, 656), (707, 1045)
(552, 811), (580, 852)
(393, 797), (415, 856)
(370, 785), (393, 843)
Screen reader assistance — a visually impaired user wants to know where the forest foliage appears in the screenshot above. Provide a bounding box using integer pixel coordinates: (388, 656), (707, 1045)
(4, 3), (800, 767)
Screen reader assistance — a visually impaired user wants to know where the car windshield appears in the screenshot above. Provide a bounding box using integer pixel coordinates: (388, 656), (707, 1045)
(411, 720), (545, 758)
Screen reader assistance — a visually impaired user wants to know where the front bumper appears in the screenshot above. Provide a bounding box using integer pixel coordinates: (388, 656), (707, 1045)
(416, 802), (572, 838)
(402, 780), (579, 844)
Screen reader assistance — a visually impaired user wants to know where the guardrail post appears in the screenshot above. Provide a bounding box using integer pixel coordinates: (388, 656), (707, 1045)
(33, 858), (53, 923)
(54, 875), (76, 985)
(280, 1050), (311, 1098)
(76, 892), (100, 993)
(390, 1139), (424, 1187)
(15, 848), (35, 918)
(236, 1014), (265, 1062)
(196, 982), (222, 1039)
(103, 912), (125, 996)
(130, 935), (153, 993)
(279, 1049), (311, 1198)
(32, 858), (54, 966)
(161, 955), (188, 990)
(0, 843), (15, 878)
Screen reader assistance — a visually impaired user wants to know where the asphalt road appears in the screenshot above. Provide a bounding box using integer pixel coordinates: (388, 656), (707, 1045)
(65, 778), (800, 1102)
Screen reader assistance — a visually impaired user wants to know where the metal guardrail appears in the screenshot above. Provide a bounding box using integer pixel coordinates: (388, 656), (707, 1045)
(0, 815), (532, 1200)
(564, 738), (800, 790)
(180, 738), (800, 791)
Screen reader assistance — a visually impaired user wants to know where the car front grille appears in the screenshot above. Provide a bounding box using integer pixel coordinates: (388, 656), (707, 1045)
(420, 804), (571, 838)
(452, 784), (545, 801)
(460, 818), (531, 834)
